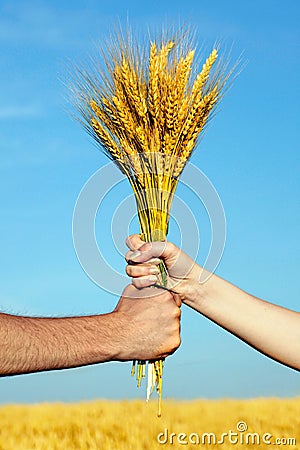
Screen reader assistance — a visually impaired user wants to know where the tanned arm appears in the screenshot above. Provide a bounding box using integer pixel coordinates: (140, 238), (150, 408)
(0, 284), (181, 376)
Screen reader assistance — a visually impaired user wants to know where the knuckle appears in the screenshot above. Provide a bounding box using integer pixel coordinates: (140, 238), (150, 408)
(175, 335), (181, 349)
(167, 241), (177, 253)
(174, 311), (179, 321)
(170, 305), (180, 319)
(141, 242), (151, 253)
(167, 337), (181, 355)
(132, 278), (139, 288)
(127, 233), (137, 244)
(125, 251), (132, 261)
(161, 290), (172, 302)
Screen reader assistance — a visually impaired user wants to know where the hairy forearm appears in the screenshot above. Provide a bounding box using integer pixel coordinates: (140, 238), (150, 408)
(186, 271), (300, 371)
(0, 312), (126, 376)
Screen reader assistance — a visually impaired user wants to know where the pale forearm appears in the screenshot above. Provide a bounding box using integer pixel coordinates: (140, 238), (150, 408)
(125, 235), (300, 370)
(187, 271), (300, 370)
(0, 312), (124, 376)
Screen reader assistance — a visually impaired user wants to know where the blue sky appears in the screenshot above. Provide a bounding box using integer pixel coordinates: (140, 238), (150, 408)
(0, 0), (299, 403)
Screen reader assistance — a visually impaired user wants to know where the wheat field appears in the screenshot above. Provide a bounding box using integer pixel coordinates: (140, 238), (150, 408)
(0, 398), (299, 449)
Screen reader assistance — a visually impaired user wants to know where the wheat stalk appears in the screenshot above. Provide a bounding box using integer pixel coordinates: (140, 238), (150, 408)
(69, 25), (233, 416)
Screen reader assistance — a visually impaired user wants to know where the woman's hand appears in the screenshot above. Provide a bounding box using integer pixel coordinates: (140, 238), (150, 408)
(125, 235), (300, 371)
(125, 234), (205, 306)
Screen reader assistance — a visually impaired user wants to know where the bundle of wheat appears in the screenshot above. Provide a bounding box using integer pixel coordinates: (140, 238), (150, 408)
(70, 26), (232, 416)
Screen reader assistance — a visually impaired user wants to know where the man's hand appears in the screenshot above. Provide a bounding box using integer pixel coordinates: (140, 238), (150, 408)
(0, 284), (181, 376)
(125, 234), (204, 306)
(113, 284), (181, 361)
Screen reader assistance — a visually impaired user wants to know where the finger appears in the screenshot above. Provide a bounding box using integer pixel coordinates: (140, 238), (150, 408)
(146, 257), (162, 265)
(125, 249), (161, 265)
(126, 249), (162, 266)
(172, 293), (182, 308)
(126, 264), (160, 277)
(131, 275), (158, 289)
(125, 250), (143, 263)
(127, 241), (177, 263)
(126, 234), (145, 251)
(125, 250), (136, 263)
(125, 244), (163, 263)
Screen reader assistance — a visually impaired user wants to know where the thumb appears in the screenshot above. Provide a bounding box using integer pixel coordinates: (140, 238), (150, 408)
(128, 241), (179, 266)
(126, 234), (145, 251)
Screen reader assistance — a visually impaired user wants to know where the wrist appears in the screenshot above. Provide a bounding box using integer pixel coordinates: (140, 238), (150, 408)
(182, 266), (221, 312)
(81, 312), (130, 364)
(106, 311), (133, 361)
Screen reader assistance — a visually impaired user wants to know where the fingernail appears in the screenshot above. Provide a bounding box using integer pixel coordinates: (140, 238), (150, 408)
(150, 267), (160, 275)
(130, 251), (141, 260)
(149, 275), (158, 282)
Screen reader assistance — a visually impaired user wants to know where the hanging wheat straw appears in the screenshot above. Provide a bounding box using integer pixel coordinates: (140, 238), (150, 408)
(69, 25), (233, 416)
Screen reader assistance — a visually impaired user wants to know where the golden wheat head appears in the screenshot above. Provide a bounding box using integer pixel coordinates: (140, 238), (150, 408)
(68, 25), (235, 416)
